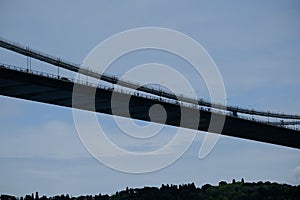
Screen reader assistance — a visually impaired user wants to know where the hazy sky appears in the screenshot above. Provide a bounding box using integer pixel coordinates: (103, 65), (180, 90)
(0, 0), (300, 197)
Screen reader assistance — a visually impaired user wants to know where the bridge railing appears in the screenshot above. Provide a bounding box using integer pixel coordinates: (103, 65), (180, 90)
(1, 37), (300, 120)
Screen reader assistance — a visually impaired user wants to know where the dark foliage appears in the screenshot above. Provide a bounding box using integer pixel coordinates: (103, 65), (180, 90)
(1, 181), (300, 200)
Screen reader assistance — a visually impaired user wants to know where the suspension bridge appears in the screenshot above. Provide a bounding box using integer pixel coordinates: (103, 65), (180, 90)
(0, 38), (299, 149)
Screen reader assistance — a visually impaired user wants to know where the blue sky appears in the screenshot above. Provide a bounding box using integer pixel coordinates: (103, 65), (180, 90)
(0, 0), (300, 196)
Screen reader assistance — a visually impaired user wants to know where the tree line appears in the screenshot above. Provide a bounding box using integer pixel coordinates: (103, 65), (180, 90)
(1, 180), (300, 200)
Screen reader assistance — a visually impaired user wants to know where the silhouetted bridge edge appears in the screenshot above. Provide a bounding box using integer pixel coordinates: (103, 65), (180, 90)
(0, 65), (299, 149)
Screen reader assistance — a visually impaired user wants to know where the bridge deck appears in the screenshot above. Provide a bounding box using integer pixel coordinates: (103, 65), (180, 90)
(0, 66), (299, 149)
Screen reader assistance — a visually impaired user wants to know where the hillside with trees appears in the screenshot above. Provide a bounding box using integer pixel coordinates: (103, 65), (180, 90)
(1, 180), (300, 200)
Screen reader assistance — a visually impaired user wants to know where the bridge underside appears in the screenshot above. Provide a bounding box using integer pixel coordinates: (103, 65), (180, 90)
(0, 67), (299, 149)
